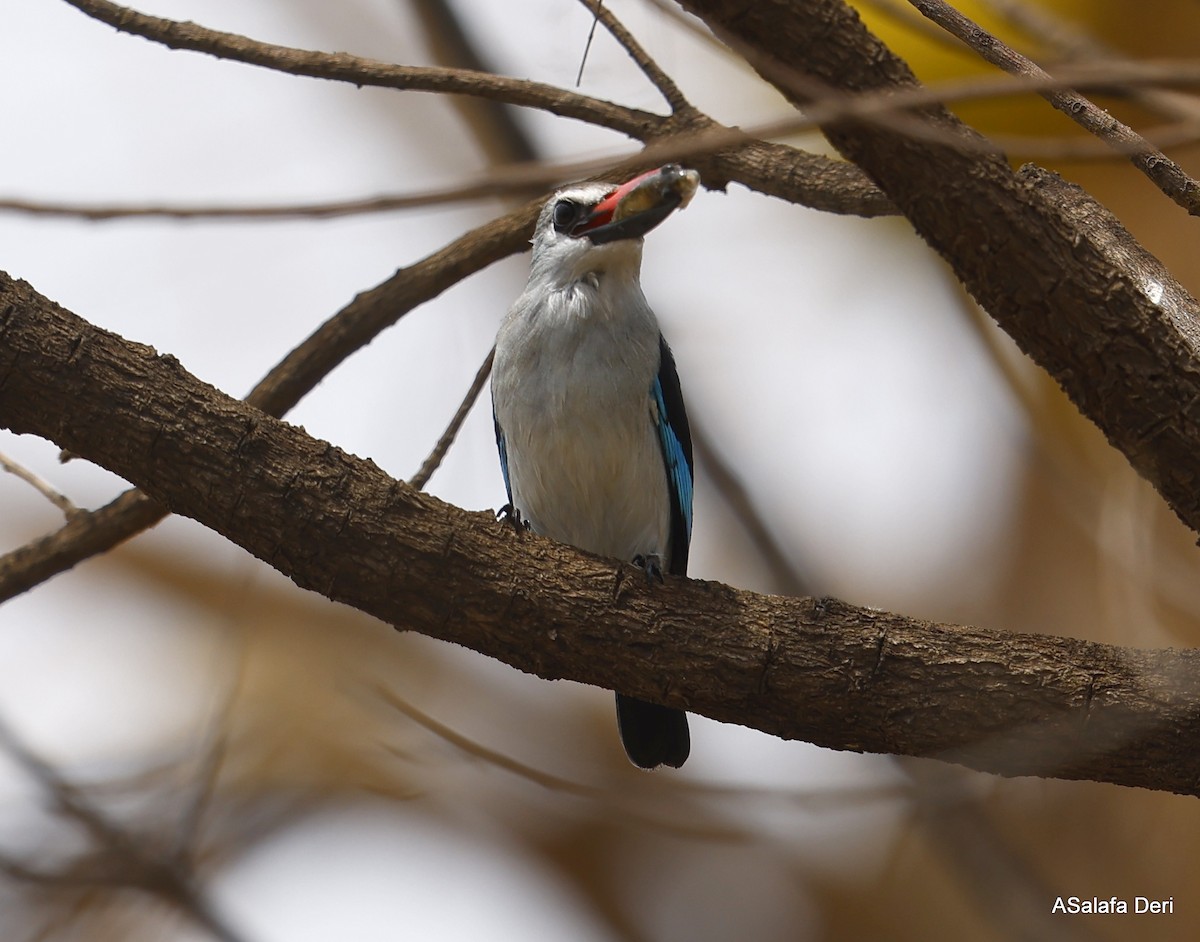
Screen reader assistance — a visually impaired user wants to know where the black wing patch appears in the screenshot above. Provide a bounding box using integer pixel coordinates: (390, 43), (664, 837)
(651, 334), (694, 576)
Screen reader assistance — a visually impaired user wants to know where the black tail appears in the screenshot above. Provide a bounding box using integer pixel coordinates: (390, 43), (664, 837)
(615, 694), (690, 769)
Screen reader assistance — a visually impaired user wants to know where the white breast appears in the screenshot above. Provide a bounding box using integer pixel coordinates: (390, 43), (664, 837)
(492, 270), (672, 565)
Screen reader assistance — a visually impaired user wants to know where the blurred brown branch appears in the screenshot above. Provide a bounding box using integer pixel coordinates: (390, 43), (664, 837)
(4, 272), (1200, 797)
(0, 718), (247, 942)
(411, 0), (539, 166)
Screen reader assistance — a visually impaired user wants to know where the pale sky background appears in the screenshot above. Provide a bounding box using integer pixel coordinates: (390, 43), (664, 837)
(0, 1), (1035, 939)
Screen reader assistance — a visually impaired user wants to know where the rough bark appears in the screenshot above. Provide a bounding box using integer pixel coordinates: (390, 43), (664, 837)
(3, 271), (1200, 796)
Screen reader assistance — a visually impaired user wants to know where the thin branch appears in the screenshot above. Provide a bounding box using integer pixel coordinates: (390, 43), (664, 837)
(907, 0), (1200, 214)
(60, 0), (1200, 140)
(382, 691), (749, 842)
(3, 86), (1200, 225)
(976, 0), (1200, 123)
(410, 347), (495, 491)
(0, 489), (164, 602)
(403, 6), (529, 495)
(384, 684), (910, 810)
(381, 686), (906, 840)
(0, 449), (79, 518)
(690, 425), (813, 597)
(58, 0), (887, 219)
(61, 0), (657, 137)
(171, 678), (243, 865)
(577, 0), (692, 112)
(575, 0), (603, 88)
(855, 0), (975, 51)
(0, 172), (551, 222)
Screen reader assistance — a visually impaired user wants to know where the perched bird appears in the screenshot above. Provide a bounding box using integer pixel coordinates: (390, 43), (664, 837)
(491, 164), (699, 769)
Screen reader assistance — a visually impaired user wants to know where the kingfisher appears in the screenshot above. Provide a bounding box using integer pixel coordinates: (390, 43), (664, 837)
(491, 164), (698, 769)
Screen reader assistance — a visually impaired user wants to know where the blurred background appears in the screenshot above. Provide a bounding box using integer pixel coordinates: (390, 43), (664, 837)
(3, 0), (1200, 938)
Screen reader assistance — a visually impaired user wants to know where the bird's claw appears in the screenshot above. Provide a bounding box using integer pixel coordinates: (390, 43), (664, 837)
(497, 503), (528, 534)
(633, 553), (665, 584)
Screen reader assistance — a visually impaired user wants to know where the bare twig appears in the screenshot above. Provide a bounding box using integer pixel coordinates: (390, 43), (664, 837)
(2, 91), (1199, 225)
(58, 0), (896, 218)
(0, 173), (550, 222)
(0, 718), (249, 942)
(690, 425), (813, 598)
(171, 681), (243, 865)
(857, 0), (974, 51)
(577, 0), (692, 112)
(907, 0), (1200, 214)
(409, 347), (495, 491)
(977, 0), (1200, 123)
(575, 0), (603, 87)
(61, 0), (656, 137)
(0, 449), (79, 518)
(60, 0), (1200, 144)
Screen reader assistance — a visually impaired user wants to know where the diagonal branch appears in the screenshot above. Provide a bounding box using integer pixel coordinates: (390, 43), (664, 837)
(907, 0), (1200, 215)
(576, 0), (691, 112)
(408, 347), (495, 491)
(3, 271), (1200, 797)
(0, 200), (540, 602)
(0, 450), (80, 519)
(61, 0), (656, 137)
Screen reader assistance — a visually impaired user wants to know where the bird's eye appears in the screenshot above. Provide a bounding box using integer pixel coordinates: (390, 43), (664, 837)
(552, 200), (582, 233)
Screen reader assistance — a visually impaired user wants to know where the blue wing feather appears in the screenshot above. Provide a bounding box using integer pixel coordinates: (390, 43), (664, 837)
(652, 336), (693, 576)
(493, 411), (514, 506)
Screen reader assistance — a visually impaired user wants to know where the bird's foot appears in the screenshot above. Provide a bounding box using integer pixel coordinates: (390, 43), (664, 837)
(497, 503), (528, 534)
(632, 553), (665, 584)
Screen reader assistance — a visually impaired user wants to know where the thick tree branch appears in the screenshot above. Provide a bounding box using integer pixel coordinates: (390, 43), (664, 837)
(680, 0), (1200, 539)
(4, 272), (1200, 796)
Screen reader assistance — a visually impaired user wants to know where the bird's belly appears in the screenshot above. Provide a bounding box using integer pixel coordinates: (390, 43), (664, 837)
(507, 412), (670, 564)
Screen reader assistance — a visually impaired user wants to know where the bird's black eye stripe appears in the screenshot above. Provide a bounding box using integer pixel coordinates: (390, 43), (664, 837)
(552, 199), (584, 233)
